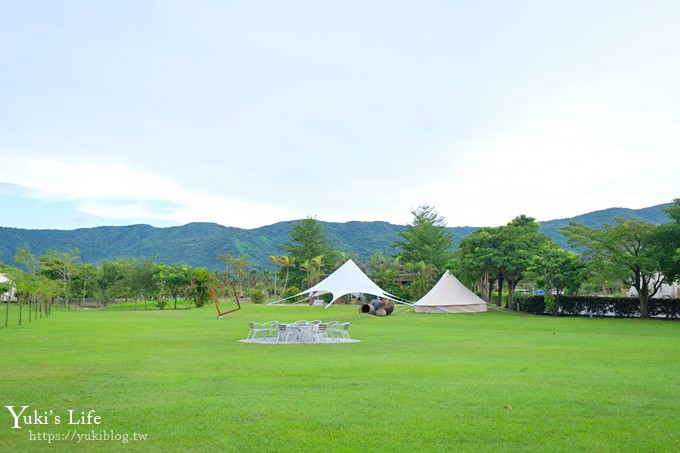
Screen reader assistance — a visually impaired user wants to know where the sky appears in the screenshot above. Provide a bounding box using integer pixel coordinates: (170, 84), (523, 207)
(1, 1), (679, 231)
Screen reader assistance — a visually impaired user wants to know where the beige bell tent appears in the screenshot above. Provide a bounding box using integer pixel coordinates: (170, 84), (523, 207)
(269, 259), (411, 309)
(414, 270), (487, 313)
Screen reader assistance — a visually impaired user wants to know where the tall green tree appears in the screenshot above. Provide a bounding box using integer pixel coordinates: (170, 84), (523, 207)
(39, 248), (81, 308)
(496, 216), (548, 310)
(562, 218), (665, 318)
(271, 255), (296, 297)
(407, 260), (438, 300)
(97, 259), (129, 304)
(73, 263), (99, 307)
(367, 252), (404, 297)
(526, 240), (585, 313)
(231, 255), (250, 297)
(154, 264), (191, 310)
(456, 227), (502, 304)
(392, 205), (454, 274)
(300, 254), (325, 287)
(456, 216), (548, 309)
(654, 198), (680, 284)
(281, 217), (337, 287)
(127, 258), (159, 310)
(14, 245), (39, 276)
(188, 267), (216, 308)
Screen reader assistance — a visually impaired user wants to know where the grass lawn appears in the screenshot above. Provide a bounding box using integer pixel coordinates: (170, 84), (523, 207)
(2, 303), (680, 452)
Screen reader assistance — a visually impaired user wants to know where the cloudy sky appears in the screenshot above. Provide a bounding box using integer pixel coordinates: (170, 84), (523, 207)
(1, 1), (678, 230)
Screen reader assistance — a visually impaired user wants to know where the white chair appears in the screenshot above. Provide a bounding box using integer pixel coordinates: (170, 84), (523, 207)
(277, 324), (291, 343)
(336, 322), (351, 341)
(266, 321), (279, 341)
(313, 323), (329, 343)
(247, 322), (269, 341)
(326, 321), (339, 340)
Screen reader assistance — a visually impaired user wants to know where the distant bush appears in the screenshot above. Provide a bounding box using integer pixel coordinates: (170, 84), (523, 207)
(155, 299), (168, 310)
(609, 298), (639, 318)
(650, 299), (680, 318)
(557, 297), (584, 316)
(248, 284), (267, 304)
(282, 286), (300, 299)
(515, 295), (545, 314)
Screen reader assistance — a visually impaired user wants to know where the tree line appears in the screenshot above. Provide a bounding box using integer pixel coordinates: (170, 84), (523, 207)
(2, 199), (679, 324)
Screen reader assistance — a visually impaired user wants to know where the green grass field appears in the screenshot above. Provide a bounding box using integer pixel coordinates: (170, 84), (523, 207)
(2, 303), (680, 452)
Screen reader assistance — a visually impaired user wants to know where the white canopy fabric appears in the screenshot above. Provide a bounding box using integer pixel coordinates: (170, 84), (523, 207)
(269, 259), (409, 308)
(414, 270), (488, 313)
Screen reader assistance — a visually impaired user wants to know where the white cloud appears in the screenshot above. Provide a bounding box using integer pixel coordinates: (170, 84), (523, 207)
(429, 114), (680, 226)
(2, 2), (679, 231)
(2, 154), (302, 228)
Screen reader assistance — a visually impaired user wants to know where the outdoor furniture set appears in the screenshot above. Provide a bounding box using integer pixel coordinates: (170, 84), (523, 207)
(246, 320), (351, 344)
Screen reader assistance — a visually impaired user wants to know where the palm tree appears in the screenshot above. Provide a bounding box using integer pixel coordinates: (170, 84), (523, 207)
(300, 255), (325, 288)
(310, 254), (325, 285)
(333, 251), (358, 270)
(408, 261), (437, 300)
(300, 259), (311, 287)
(231, 255), (250, 298)
(217, 252), (234, 276)
(279, 255), (295, 296)
(368, 252), (406, 297)
(269, 255), (280, 297)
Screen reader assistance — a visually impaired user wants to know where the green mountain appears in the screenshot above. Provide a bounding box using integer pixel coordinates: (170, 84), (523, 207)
(538, 204), (672, 249)
(0, 204), (671, 270)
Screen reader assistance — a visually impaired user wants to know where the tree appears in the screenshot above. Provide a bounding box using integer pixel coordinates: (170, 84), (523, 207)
(39, 248), (81, 308)
(127, 259), (159, 310)
(367, 252), (403, 297)
(274, 255), (295, 297)
(188, 267), (216, 308)
(281, 217), (336, 287)
(456, 227), (502, 304)
(496, 216), (548, 310)
(269, 255), (280, 297)
(333, 251), (358, 270)
(74, 263), (99, 307)
(392, 205), (454, 274)
(654, 198), (680, 284)
(526, 240), (585, 313)
(154, 264), (191, 310)
(231, 255), (250, 297)
(14, 245), (39, 276)
(455, 216), (548, 309)
(300, 254), (325, 287)
(562, 218), (665, 318)
(98, 259), (129, 305)
(406, 260), (438, 300)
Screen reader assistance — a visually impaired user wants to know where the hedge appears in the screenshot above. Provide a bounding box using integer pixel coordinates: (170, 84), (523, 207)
(516, 295), (680, 319)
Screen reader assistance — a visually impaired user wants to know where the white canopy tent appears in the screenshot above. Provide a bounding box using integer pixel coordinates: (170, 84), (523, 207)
(269, 259), (410, 309)
(414, 270), (488, 313)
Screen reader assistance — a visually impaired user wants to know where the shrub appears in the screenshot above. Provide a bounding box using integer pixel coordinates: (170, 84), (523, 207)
(521, 295), (680, 319)
(650, 299), (680, 319)
(611, 298), (639, 317)
(557, 297), (583, 316)
(156, 299), (168, 310)
(580, 297), (612, 316)
(248, 284), (267, 304)
(516, 295), (545, 314)
(282, 286), (300, 299)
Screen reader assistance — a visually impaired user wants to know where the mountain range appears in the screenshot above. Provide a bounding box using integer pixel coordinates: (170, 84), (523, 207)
(0, 204), (671, 270)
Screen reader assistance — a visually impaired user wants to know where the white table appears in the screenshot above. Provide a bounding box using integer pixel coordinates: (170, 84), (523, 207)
(284, 324), (315, 343)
